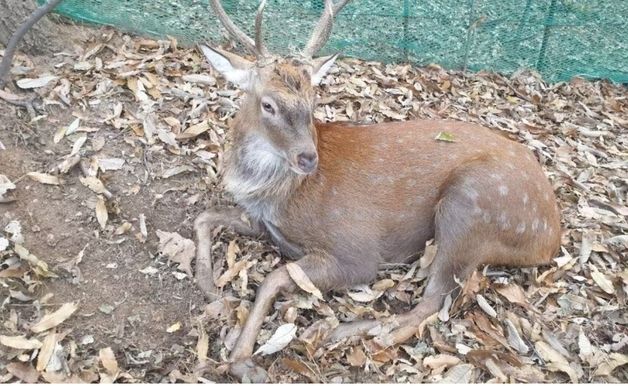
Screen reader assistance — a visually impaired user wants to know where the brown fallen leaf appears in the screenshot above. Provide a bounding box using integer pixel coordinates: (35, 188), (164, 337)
(346, 346), (367, 367)
(286, 262), (324, 300)
(80, 176), (112, 198)
(156, 230), (195, 276)
(31, 303), (78, 333)
(215, 259), (248, 288)
(495, 283), (529, 306)
(6, 362), (39, 383)
(423, 353), (461, 369)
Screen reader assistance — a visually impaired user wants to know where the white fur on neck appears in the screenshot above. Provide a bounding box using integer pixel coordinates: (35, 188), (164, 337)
(223, 134), (302, 223)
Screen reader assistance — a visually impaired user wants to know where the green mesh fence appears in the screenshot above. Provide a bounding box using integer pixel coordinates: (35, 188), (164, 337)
(42, 0), (627, 83)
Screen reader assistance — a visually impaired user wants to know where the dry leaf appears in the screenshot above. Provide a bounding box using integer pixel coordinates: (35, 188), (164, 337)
(215, 259), (247, 288)
(26, 172), (61, 185)
(0, 174), (16, 200)
(96, 195), (108, 229)
(167, 322), (181, 333)
(346, 346), (367, 367)
(156, 230), (195, 276)
(0, 335), (42, 350)
(438, 364), (474, 383)
(80, 176), (111, 197)
(254, 323), (297, 356)
(17, 75), (58, 89)
(6, 362), (39, 383)
(286, 262), (324, 300)
(423, 354), (461, 369)
(99, 347), (119, 376)
(36, 332), (57, 371)
(196, 322), (209, 363)
(31, 303), (78, 333)
(476, 294), (497, 318)
(589, 264), (615, 294)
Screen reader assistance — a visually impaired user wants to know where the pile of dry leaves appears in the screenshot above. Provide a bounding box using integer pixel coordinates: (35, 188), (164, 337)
(0, 29), (626, 383)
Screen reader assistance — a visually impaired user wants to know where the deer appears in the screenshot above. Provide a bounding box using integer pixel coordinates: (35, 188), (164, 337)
(193, 0), (561, 381)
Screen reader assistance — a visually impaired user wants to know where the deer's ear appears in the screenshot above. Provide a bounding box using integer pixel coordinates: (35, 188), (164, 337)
(200, 45), (256, 90)
(310, 53), (339, 85)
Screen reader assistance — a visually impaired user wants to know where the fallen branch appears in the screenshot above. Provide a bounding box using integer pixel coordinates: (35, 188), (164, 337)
(0, 0), (64, 89)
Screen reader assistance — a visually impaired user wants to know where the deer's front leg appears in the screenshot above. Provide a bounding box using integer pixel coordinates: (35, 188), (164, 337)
(228, 253), (378, 382)
(194, 207), (263, 301)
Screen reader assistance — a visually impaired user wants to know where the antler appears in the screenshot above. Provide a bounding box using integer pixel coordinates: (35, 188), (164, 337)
(209, 0), (269, 58)
(302, 0), (351, 58)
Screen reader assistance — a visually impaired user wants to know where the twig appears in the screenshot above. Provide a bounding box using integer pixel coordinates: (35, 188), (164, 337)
(0, 89), (38, 118)
(0, 0), (64, 89)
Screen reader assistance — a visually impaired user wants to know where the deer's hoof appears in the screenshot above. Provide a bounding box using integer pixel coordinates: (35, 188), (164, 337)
(230, 358), (268, 383)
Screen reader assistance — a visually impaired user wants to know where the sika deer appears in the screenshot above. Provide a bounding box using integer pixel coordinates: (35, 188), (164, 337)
(194, 0), (561, 381)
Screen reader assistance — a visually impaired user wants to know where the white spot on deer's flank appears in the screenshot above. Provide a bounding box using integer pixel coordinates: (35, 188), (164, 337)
(522, 193), (529, 205)
(499, 212), (509, 229)
(531, 219), (539, 231)
(543, 219), (548, 230)
(516, 222), (526, 235)
(498, 185), (509, 196)
(482, 213), (491, 223)
(490, 173), (502, 181)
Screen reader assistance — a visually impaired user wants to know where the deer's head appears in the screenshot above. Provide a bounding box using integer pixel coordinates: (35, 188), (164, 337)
(201, 0), (349, 175)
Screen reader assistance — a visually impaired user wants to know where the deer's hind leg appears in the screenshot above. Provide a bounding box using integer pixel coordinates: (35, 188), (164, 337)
(194, 207), (264, 300)
(327, 159), (518, 344)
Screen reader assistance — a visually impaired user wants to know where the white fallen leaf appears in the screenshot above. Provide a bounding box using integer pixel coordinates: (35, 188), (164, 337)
(26, 172), (61, 185)
(17, 75), (58, 89)
(70, 135), (87, 156)
(0, 237), (8, 252)
(96, 195), (108, 229)
(97, 158), (125, 172)
(0, 174), (16, 200)
(438, 294), (452, 322)
(286, 262), (324, 300)
(476, 294), (497, 318)
(254, 323), (297, 356)
(5, 220), (23, 244)
(66, 118), (80, 135)
(31, 303), (78, 333)
(139, 266), (158, 275)
(139, 214), (148, 238)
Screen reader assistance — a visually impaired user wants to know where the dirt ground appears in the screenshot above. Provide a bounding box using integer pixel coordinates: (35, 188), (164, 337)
(1, 27), (627, 383)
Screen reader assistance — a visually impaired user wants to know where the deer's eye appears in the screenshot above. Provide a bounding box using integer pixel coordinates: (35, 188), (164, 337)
(262, 102), (275, 115)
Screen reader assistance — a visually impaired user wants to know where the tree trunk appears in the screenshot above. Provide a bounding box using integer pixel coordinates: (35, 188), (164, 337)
(0, 0), (71, 55)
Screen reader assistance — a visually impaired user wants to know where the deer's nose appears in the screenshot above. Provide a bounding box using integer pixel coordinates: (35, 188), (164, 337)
(297, 152), (318, 173)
